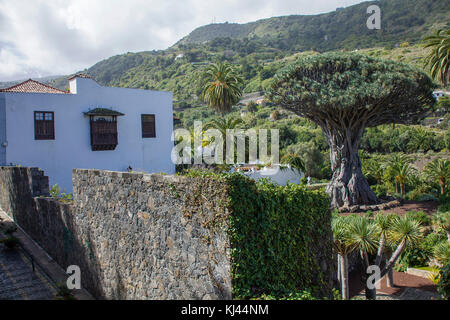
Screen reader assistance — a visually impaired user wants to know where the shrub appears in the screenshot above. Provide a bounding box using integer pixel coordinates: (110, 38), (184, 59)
(226, 173), (332, 299)
(252, 289), (318, 300)
(397, 247), (429, 269)
(405, 211), (431, 226)
(433, 241), (450, 266)
(437, 264), (450, 300)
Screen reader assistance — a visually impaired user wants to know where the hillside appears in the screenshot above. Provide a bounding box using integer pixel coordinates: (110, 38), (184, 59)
(3, 0), (447, 106)
(176, 0), (449, 51)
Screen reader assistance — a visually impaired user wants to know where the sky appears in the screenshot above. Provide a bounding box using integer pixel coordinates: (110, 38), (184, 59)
(0, 0), (368, 82)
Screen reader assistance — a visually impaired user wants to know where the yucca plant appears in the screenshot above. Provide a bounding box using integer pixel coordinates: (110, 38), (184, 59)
(331, 216), (356, 300)
(382, 215), (423, 278)
(347, 216), (379, 299)
(433, 241), (450, 266)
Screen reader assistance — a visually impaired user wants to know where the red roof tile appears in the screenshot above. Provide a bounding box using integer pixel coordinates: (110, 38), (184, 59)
(0, 79), (67, 94)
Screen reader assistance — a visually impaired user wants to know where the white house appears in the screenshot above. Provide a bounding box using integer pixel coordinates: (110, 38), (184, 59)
(0, 75), (175, 192)
(233, 164), (304, 186)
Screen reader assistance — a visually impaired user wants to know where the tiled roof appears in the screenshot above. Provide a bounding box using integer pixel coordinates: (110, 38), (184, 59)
(68, 73), (93, 80)
(0, 79), (67, 94)
(83, 108), (125, 116)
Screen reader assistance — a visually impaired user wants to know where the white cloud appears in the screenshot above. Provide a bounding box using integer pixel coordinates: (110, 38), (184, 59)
(0, 0), (366, 81)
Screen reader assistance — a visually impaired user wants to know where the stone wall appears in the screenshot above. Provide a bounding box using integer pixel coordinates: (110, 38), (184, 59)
(0, 166), (231, 299)
(0, 166), (334, 300)
(71, 169), (231, 299)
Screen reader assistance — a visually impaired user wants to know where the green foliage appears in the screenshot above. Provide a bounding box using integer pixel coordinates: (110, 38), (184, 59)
(179, 0), (448, 54)
(397, 247), (429, 270)
(268, 53), (436, 128)
(405, 211), (431, 226)
(437, 264), (450, 300)
(280, 153), (305, 173)
(225, 173), (331, 299)
(422, 29), (450, 87)
(50, 184), (73, 202)
(433, 241), (450, 266)
(361, 125), (447, 154)
(396, 228), (445, 270)
(201, 62), (244, 114)
(252, 289), (318, 300)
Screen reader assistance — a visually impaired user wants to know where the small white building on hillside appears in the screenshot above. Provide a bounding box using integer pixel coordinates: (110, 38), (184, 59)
(233, 164), (304, 186)
(0, 75), (175, 191)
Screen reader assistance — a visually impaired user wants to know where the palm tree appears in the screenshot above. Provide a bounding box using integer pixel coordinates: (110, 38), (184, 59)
(331, 216), (355, 300)
(280, 153), (305, 174)
(204, 116), (244, 164)
(386, 154), (416, 196)
(201, 62), (244, 115)
(423, 29), (450, 87)
(362, 156), (384, 185)
(425, 158), (449, 196)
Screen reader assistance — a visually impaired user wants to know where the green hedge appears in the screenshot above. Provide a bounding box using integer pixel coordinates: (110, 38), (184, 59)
(225, 174), (333, 299)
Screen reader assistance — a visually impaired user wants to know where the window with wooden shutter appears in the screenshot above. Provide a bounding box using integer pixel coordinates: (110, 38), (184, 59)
(34, 111), (55, 140)
(141, 114), (156, 138)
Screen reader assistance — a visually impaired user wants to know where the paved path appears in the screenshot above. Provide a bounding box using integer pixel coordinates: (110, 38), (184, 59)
(0, 243), (57, 300)
(0, 209), (93, 300)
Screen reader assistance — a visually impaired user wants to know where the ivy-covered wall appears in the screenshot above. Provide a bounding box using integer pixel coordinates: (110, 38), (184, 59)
(0, 167), (334, 299)
(184, 171), (334, 299)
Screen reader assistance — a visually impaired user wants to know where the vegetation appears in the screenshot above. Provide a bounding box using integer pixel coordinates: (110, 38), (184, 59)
(268, 52), (436, 208)
(181, 171), (332, 299)
(423, 29), (450, 87)
(437, 264), (450, 299)
(49, 184), (73, 203)
(177, 0), (448, 53)
(201, 62), (244, 114)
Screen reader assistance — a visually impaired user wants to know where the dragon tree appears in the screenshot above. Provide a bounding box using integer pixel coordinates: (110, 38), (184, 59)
(268, 53), (436, 208)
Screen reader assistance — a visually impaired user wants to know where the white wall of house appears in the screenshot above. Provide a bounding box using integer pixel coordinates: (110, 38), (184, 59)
(0, 77), (175, 192)
(238, 165), (304, 186)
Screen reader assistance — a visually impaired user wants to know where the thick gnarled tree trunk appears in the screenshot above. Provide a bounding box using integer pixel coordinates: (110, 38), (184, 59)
(321, 123), (378, 208)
